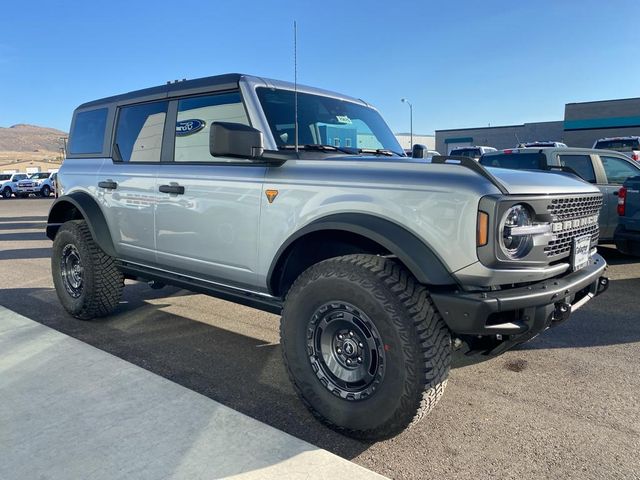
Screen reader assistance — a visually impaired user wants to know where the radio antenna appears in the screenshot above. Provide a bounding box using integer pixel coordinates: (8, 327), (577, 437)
(294, 20), (299, 153)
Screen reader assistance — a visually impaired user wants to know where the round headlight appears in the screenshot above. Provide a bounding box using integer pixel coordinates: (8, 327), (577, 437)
(500, 204), (533, 259)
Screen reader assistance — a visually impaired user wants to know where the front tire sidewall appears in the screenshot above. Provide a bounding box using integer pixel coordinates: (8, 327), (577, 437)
(52, 225), (98, 319)
(282, 268), (422, 435)
(42, 186), (50, 197)
(2, 188), (11, 199)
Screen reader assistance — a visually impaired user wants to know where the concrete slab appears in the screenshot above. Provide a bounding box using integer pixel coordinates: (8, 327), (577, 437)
(0, 306), (385, 480)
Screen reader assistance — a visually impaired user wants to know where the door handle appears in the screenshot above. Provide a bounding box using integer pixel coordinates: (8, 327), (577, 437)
(98, 180), (118, 190)
(159, 184), (185, 195)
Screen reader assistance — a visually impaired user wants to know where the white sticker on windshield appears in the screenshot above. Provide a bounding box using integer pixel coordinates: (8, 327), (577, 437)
(336, 115), (352, 124)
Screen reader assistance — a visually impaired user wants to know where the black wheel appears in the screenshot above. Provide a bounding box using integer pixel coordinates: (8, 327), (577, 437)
(41, 185), (51, 197)
(1, 187), (11, 199)
(52, 220), (124, 320)
(281, 254), (451, 440)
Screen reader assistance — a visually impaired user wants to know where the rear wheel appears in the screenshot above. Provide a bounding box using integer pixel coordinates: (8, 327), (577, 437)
(281, 254), (451, 440)
(1, 187), (11, 199)
(52, 220), (124, 319)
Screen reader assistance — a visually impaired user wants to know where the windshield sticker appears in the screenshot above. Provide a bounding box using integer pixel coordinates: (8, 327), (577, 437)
(336, 115), (352, 124)
(176, 119), (206, 136)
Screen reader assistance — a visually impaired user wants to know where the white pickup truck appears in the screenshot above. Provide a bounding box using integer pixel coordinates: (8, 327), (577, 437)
(16, 172), (56, 197)
(0, 173), (28, 199)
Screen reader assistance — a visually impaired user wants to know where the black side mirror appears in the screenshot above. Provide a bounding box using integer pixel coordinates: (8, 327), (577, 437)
(210, 122), (264, 159)
(412, 144), (427, 159)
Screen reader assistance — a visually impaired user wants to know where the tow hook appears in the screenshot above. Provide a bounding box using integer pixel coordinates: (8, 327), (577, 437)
(597, 276), (609, 296)
(552, 302), (571, 324)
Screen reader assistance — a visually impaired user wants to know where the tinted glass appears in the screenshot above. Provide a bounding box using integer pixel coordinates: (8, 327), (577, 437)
(451, 148), (481, 157)
(558, 155), (596, 183)
(68, 108), (108, 155)
(600, 156), (640, 184)
(0, 174), (10, 181)
(114, 101), (168, 162)
(257, 88), (403, 154)
(594, 139), (640, 151)
(174, 92), (248, 162)
(30, 172), (50, 179)
(479, 153), (544, 170)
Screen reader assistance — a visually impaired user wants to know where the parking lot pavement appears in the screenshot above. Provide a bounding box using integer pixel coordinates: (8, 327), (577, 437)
(1, 198), (640, 479)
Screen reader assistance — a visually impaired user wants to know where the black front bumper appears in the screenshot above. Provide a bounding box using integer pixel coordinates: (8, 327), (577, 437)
(431, 254), (608, 339)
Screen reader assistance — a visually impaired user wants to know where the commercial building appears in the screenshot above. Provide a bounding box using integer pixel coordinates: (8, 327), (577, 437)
(436, 97), (640, 154)
(395, 133), (436, 151)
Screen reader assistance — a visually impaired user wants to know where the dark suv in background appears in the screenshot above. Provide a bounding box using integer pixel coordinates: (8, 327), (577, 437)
(480, 147), (640, 242)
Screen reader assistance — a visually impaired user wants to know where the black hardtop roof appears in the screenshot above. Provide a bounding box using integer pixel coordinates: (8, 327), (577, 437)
(76, 73), (244, 110)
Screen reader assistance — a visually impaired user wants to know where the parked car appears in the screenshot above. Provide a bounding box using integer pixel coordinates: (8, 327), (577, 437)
(593, 136), (640, 161)
(0, 172), (28, 198)
(16, 172), (55, 197)
(404, 148), (440, 160)
(47, 73), (608, 440)
(519, 141), (568, 148)
(614, 175), (640, 256)
(480, 147), (640, 241)
(449, 146), (496, 160)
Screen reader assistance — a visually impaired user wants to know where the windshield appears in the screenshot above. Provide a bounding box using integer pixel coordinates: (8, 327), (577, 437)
(256, 88), (404, 155)
(451, 148), (481, 157)
(29, 172), (50, 179)
(595, 139), (640, 151)
(0, 174), (10, 181)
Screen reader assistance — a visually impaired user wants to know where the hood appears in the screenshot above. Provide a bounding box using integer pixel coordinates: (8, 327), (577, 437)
(486, 167), (600, 195)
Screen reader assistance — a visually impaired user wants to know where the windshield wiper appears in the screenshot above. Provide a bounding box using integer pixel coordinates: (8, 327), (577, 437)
(357, 148), (399, 156)
(279, 144), (357, 154)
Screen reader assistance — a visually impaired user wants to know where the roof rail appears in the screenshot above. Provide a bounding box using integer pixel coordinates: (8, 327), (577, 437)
(430, 155), (509, 194)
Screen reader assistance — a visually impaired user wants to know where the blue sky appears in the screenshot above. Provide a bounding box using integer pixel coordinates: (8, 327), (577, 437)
(1, 0), (639, 134)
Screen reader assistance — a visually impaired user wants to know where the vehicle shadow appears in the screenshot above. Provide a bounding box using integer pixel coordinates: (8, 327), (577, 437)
(0, 247), (51, 261)
(0, 231), (47, 241)
(0, 216), (48, 223)
(0, 222), (47, 231)
(0, 283), (371, 459)
(598, 244), (640, 265)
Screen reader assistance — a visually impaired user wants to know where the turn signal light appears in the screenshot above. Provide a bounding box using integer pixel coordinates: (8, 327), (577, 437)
(477, 211), (489, 246)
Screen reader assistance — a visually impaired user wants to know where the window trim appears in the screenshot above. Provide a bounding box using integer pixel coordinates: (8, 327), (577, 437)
(66, 106), (114, 159)
(555, 153), (600, 184)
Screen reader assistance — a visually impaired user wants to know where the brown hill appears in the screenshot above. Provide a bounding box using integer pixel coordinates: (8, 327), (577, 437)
(0, 124), (68, 153)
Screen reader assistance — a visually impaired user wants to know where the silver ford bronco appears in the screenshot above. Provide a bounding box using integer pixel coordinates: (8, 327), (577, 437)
(47, 74), (609, 439)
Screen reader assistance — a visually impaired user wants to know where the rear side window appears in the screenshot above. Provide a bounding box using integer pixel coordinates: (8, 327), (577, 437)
(114, 101), (168, 162)
(479, 153), (544, 170)
(600, 156), (640, 184)
(174, 92), (248, 162)
(68, 108), (108, 155)
(594, 139), (640, 151)
(558, 154), (596, 183)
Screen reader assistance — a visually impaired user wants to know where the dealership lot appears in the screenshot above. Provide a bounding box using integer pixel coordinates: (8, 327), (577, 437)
(1, 198), (639, 479)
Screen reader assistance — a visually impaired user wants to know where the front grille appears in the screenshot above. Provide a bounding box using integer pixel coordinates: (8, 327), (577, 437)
(544, 194), (603, 258)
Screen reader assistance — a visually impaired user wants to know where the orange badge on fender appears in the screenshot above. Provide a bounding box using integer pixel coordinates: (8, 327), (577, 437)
(265, 189), (279, 204)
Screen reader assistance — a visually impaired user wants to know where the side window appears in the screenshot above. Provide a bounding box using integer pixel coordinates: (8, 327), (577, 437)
(114, 101), (168, 162)
(68, 108), (108, 155)
(174, 92), (248, 162)
(600, 156), (640, 185)
(558, 155), (596, 183)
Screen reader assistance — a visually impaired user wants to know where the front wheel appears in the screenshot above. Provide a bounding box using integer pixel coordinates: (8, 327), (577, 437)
(1, 187), (11, 199)
(41, 185), (51, 197)
(52, 220), (124, 319)
(281, 254), (451, 440)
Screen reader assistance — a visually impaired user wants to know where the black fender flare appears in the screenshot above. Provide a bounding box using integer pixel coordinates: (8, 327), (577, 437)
(267, 213), (456, 294)
(46, 192), (116, 258)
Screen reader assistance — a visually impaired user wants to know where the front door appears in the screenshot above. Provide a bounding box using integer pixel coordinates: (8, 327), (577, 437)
(154, 91), (264, 289)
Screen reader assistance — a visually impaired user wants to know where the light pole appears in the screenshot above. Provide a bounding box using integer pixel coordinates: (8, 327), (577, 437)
(401, 98), (413, 149)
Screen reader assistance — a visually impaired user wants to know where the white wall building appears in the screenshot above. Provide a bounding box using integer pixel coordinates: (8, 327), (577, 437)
(394, 133), (436, 151)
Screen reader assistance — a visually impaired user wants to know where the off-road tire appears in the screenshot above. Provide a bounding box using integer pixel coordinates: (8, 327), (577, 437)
(1, 187), (11, 199)
(52, 220), (124, 320)
(280, 254), (451, 440)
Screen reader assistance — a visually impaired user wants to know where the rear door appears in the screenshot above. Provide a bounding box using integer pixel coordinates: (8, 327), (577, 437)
(98, 100), (168, 264)
(154, 91), (265, 289)
(597, 154), (640, 240)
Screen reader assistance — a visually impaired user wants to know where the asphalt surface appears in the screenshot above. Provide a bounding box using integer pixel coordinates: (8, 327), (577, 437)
(1, 198), (639, 480)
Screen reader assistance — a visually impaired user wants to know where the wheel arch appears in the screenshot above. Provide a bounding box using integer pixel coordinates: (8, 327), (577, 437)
(267, 213), (455, 297)
(46, 192), (116, 258)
